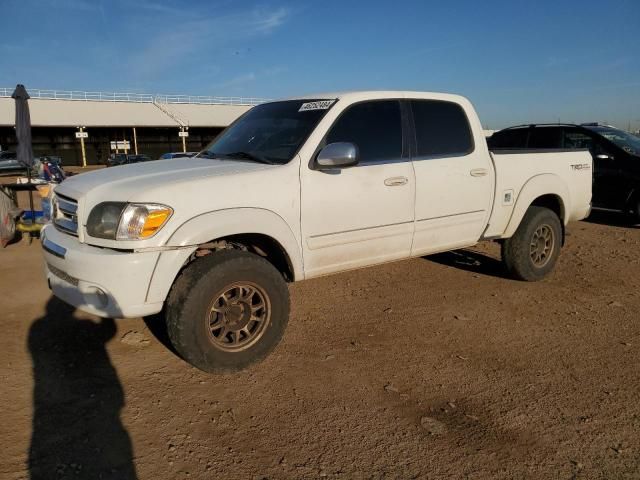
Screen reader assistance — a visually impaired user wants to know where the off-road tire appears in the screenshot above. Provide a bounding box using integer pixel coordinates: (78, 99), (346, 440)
(501, 206), (562, 282)
(166, 250), (290, 373)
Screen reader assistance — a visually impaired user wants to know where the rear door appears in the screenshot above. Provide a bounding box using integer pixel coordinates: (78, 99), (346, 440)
(300, 100), (415, 277)
(562, 127), (607, 205)
(563, 127), (626, 208)
(409, 99), (493, 255)
(592, 140), (627, 209)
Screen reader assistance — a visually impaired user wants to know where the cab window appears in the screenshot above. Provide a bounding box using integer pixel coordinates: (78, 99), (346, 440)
(325, 100), (403, 164)
(411, 100), (474, 157)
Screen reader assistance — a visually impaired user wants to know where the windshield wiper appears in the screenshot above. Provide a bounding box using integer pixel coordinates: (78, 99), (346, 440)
(221, 151), (275, 165)
(197, 151), (217, 159)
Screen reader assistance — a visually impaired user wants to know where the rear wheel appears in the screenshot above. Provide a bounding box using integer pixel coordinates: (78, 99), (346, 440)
(166, 250), (290, 373)
(501, 206), (562, 281)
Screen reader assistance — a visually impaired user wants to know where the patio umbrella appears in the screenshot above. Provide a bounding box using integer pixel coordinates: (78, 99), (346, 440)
(11, 84), (35, 218)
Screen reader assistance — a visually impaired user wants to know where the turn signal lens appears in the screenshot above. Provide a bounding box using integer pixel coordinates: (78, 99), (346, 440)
(141, 208), (172, 238)
(116, 204), (173, 240)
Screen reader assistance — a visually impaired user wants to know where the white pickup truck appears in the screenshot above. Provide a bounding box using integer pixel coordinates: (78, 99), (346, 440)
(41, 91), (592, 373)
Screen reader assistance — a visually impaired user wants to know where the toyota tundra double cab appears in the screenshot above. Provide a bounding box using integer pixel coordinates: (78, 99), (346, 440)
(41, 91), (592, 373)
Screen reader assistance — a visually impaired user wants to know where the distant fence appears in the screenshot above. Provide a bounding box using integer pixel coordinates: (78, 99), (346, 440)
(0, 88), (154, 103)
(154, 94), (267, 106)
(0, 88), (268, 106)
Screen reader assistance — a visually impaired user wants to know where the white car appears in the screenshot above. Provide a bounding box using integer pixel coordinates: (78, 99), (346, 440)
(41, 91), (592, 373)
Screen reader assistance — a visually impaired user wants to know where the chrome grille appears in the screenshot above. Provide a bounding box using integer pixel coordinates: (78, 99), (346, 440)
(53, 193), (78, 236)
(47, 263), (79, 286)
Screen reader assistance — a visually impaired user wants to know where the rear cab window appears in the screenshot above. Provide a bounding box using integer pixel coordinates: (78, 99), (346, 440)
(410, 100), (474, 158)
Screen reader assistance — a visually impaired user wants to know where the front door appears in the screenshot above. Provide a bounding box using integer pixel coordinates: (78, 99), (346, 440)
(300, 100), (415, 277)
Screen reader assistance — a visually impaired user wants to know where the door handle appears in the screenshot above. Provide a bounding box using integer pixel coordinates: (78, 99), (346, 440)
(384, 176), (408, 186)
(470, 168), (488, 177)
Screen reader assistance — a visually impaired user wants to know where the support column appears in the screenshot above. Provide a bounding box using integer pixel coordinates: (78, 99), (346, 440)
(78, 126), (87, 167)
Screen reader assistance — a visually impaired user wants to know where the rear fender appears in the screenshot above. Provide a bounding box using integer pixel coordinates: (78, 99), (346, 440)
(503, 174), (569, 238)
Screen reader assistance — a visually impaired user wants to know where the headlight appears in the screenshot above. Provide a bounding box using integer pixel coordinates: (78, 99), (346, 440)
(117, 204), (173, 240)
(87, 202), (126, 239)
(87, 202), (173, 240)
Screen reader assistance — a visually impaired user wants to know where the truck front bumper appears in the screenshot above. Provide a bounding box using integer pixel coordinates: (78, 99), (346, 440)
(41, 224), (164, 318)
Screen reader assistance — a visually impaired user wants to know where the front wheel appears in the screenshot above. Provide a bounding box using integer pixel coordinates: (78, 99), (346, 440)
(166, 250), (290, 373)
(501, 206), (562, 281)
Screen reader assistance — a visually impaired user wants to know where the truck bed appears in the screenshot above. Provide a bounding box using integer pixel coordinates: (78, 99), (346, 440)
(484, 149), (593, 238)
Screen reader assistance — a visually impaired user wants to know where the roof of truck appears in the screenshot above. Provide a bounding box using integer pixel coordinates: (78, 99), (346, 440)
(497, 123), (621, 132)
(277, 90), (470, 104)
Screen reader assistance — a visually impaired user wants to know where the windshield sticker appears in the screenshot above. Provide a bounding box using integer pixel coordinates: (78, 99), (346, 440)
(299, 100), (335, 112)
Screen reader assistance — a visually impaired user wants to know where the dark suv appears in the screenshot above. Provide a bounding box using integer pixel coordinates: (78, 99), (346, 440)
(0, 151), (21, 172)
(489, 123), (640, 220)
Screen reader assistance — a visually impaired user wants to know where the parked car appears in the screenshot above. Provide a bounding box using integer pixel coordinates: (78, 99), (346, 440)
(107, 154), (152, 167)
(41, 91), (592, 373)
(489, 123), (640, 220)
(106, 153), (127, 167)
(0, 153), (64, 174)
(159, 152), (198, 160)
(0, 151), (21, 172)
(127, 154), (152, 164)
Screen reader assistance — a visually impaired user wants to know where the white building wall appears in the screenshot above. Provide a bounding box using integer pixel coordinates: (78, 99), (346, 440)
(0, 97), (252, 128)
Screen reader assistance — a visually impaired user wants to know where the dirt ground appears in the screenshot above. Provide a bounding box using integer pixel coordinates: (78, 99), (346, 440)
(1, 212), (639, 480)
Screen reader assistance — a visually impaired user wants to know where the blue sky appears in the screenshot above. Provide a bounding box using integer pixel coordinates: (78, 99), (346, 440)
(0, 0), (639, 129)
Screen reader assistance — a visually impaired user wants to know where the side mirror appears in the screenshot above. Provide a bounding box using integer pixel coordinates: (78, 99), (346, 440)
(316, 142), (359, 169)
(596, 153), (614, 161)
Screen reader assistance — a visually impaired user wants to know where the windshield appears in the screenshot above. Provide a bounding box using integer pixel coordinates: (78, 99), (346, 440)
(199, 99), (335, 164)
(586, 126), (640, 155)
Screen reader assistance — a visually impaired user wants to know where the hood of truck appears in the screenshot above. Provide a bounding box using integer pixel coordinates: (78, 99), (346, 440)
(53, 157), (287, 248)
(57, 158), (273, 201)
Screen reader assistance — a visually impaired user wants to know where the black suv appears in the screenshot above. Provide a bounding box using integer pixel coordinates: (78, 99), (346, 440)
(489, 123), (640, 220)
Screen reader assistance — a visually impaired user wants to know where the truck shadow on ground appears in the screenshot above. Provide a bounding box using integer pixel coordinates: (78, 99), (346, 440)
(27, 296), (137, 480)
(142, 311), (179, 356)
(424, 249), (506, 279)
(584, 210), (639, 229)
